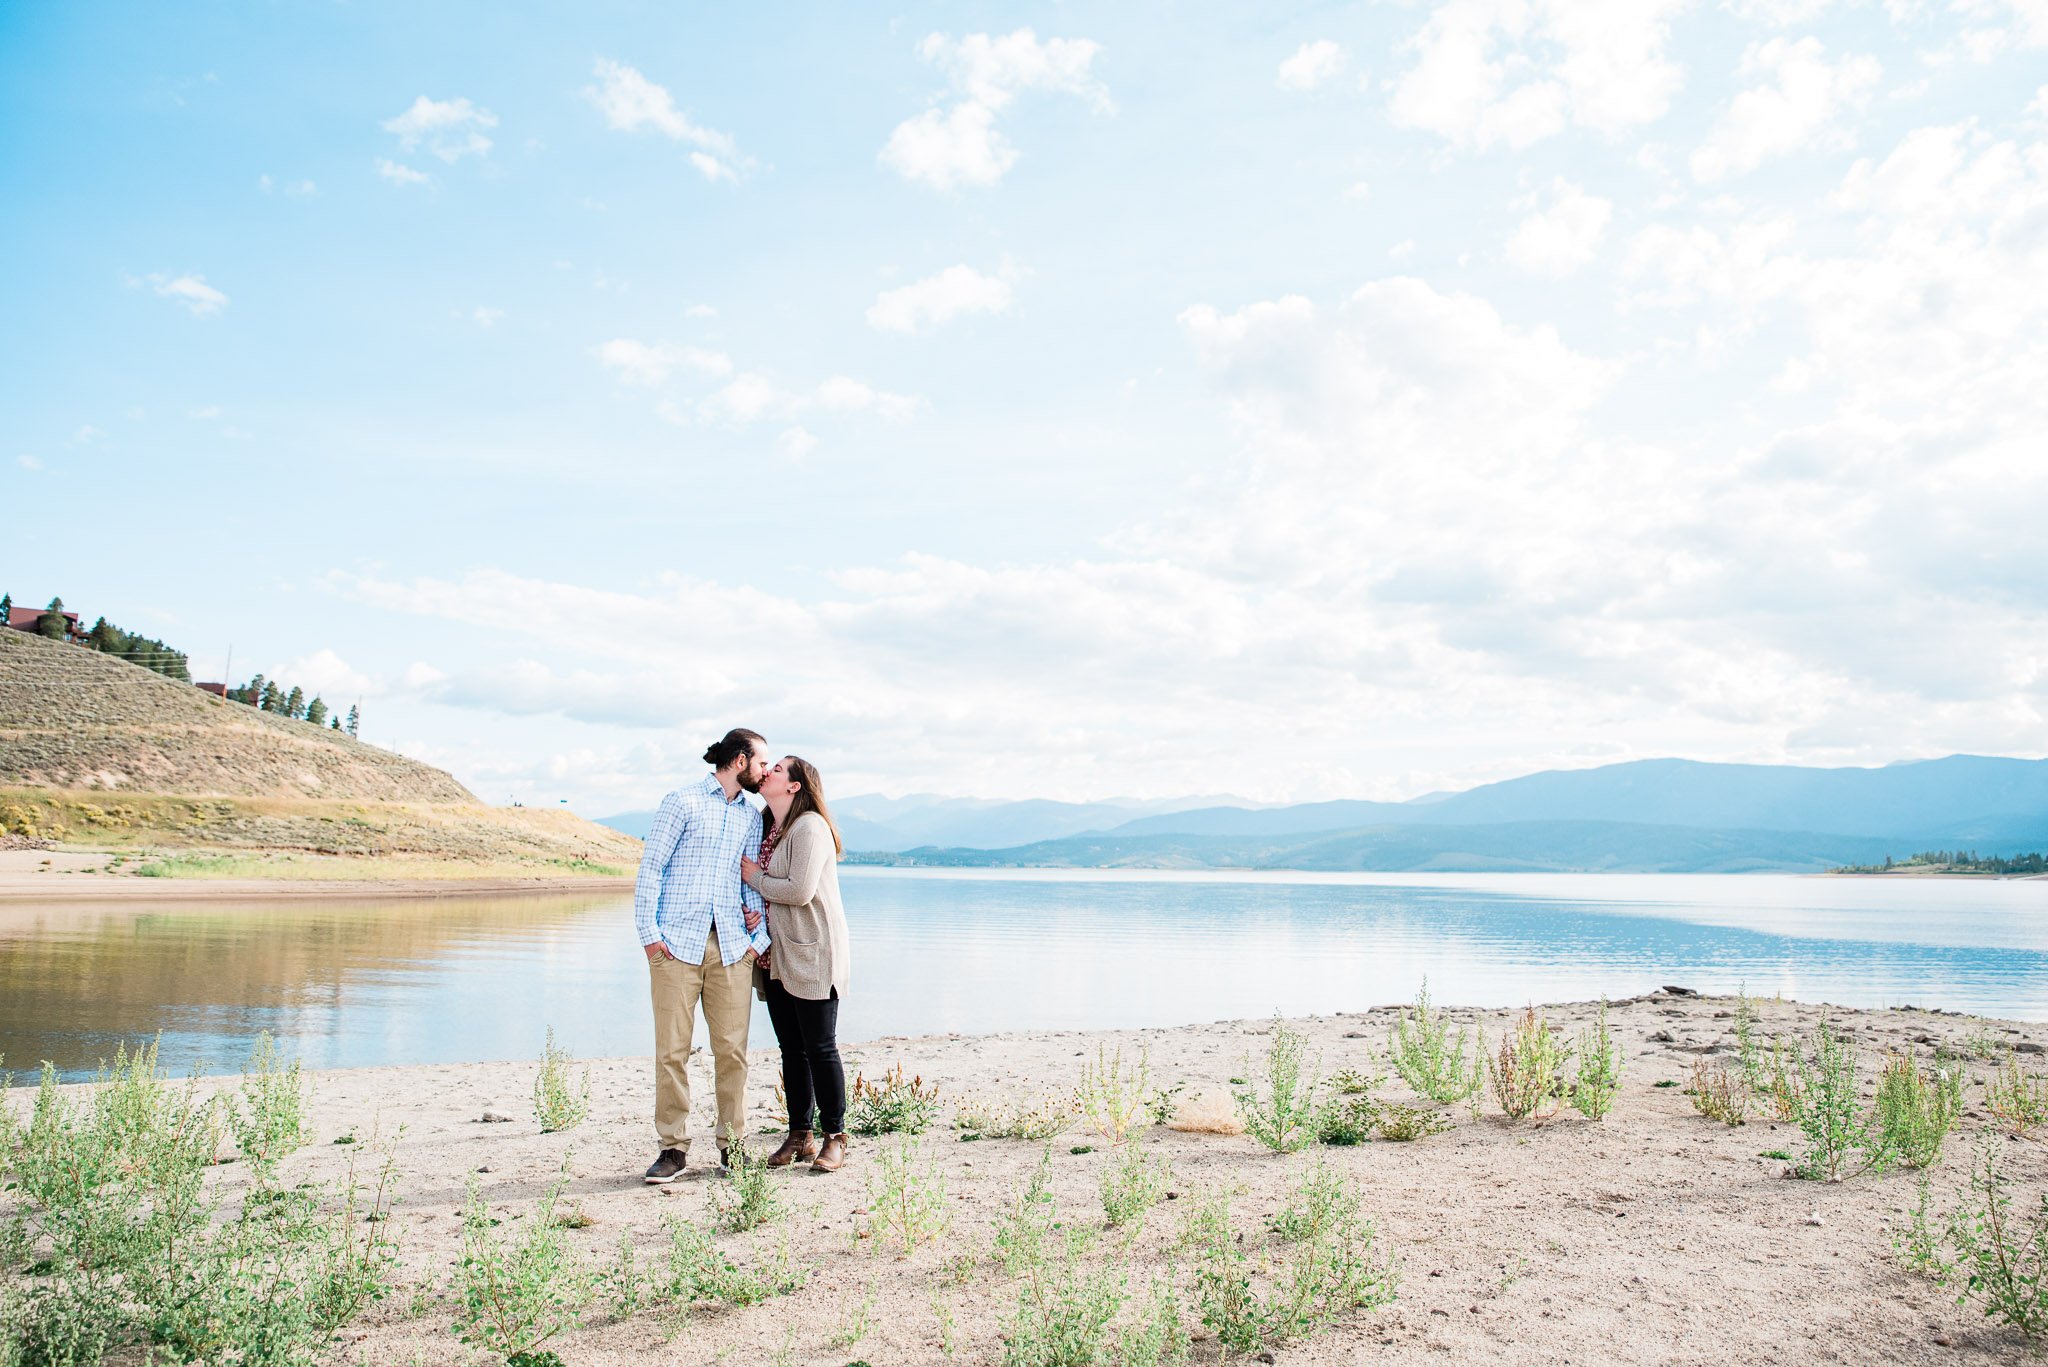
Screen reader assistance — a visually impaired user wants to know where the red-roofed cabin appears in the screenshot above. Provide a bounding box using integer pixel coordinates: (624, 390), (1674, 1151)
(196, 682), (229, 697)
(5, 605), (82, 641)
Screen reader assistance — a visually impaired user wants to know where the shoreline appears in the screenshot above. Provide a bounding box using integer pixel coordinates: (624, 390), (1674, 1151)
(12, 993), (2044, 1363)
(0, 849), (633, 902)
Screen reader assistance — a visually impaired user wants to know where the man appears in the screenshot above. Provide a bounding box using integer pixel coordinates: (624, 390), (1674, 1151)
(636, 727), (775, 1183)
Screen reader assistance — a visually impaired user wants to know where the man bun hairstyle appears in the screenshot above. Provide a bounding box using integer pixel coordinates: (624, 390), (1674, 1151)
(703, 727), (766, 769)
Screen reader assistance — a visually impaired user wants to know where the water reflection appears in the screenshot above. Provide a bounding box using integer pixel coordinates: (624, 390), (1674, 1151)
(2, 871), (2045, 1080)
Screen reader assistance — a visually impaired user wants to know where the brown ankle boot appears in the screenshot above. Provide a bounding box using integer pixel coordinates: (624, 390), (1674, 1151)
(765, 1130), (817, 1167)
(811, 1132), (849, 1173)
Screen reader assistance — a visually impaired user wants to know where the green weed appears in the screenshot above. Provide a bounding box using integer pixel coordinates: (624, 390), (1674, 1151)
(861, 1136), (950, 1255)
(849, 1064), (942, 1136)
(1234, 1020), (1323, 1154)
(1486, 1006), (1569, 1123)
(531, 1027), (591, 1134)
(1387, 980), (1480, 1106)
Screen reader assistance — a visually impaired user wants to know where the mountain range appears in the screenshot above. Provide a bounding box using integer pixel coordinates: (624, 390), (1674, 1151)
(597, 754), (2048, 873)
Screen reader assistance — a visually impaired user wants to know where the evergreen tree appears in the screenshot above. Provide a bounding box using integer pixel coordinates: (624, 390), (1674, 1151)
(241, 673), (266, 707)
(345, 704), (360, 738)
(284, 686), (305, 719)
(330, 715), (341, 730)
(88, 617), (123, 653)
(0, 593), (11, 623)
(36, 605), (68, 639)
(305, 696), (328, 728)
(260, 680), (283, 712)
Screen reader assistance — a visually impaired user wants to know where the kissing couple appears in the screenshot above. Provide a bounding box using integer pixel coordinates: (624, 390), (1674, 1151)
(632, 727), (852, 1183)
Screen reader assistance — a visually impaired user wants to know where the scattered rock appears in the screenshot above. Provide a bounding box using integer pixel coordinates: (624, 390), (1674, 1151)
(1805, 1212), (1823, 1227)
(479, 1105), (515, 1124)
(2015, 1042), (2045, 1055)
(1662, 985), (1700, 997)
(1649, 1030), (1678, 1044)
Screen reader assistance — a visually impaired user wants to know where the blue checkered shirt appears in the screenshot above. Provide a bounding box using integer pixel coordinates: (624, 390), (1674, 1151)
(633, 773), (771, 965)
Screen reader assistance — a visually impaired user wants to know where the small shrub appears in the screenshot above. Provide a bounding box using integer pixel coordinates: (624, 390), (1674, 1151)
(995, 1149), (1060, 1278)
(532, 1027), (591, 1134)
(1733, 990), (1765, 1090)
(1100, 1144), (1171, 1229)
(1315, 1095), (1378, 1147)
(862, 1136), (949, 1255)
(1234, 1020), (1323, 1154)
(955, 1089), (1081, 1142)
(849, 1064), (942, 1136)
(1791, 1017), (1890, 1182)
(605, 1232), (643, 1320)
(1689, 1059), (1748, 1126)
(1874, 1053), (1957, 1170)
(1964, 1019), (2008, 1061)
(1078, 1045), (1152, 1146)
(1486, 1006), (1569, 1123)
(1947, 1139), (2048, 1338)
(1893, 1173), (1950, 1282)
(707, 1139), (781, 1233)
(1144, 1082), (1187, 1128)
(1985, 1054), (2048, 1137)
(1387, 979), (1480, 1106)
(1760, 1033), (1805, 1121)
(829, 1282), (878, 1349)
(1001, 1229), (1128, 1367)
(659, 1218), (807, 1310)
(1373, 1103), (1453, 1142)
(1188, 1159), (1397, 1353)
(1329, 1066), (1381, 1096)
(1570, 1001), (1624, 1120)
(228, 1030), (309, 1172)
(452, 1171), (597, 1361)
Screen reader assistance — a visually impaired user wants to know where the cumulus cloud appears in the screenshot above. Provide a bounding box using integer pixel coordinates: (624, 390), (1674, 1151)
(1504, 178), (1614, 275)
(149, 273), (228, 317)
(583, 59), (751, 181)
(275, 648), (379, 700)
(881, 29), (1111, 190)
(866, 263), (1017, 333)
(382, 95), (496, 163)
(1388, 0), (1688, 149)
(1692, 37), (1882, 182)
(593, 339), (733, 385)
(1277, 40), (1347, 92)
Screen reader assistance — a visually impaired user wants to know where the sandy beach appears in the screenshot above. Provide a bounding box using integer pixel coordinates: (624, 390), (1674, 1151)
(0, 848), (634, 902)
(18, 992), (2042, 1365)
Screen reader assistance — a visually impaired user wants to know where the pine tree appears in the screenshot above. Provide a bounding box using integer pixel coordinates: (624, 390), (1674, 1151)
(284, 686), (305, 719)
(305, 696), (328, 728)
(0, 593), (11, 623)
(88, 617), (123, 653)
(260, 680), (283, 712)
(345, 704), (360, 738)
(243, 673), (266, 707)
(330, 716), (341, 730)
(36, 604), (68, 639)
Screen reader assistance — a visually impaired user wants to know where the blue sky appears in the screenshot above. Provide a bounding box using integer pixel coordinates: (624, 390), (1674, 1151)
(5, 0), (2047, 813)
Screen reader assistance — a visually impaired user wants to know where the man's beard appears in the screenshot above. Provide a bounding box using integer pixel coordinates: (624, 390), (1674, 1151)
(738, 771), (763, 794)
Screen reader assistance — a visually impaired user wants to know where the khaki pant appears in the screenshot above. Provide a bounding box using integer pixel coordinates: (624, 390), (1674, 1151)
(649, 925), (754, 1150)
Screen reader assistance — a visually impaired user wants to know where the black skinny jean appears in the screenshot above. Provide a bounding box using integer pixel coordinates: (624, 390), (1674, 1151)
(764, 977), (844, 1134)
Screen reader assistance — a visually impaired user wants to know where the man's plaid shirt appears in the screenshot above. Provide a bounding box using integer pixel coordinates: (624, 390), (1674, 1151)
(633, 773), (771, 965)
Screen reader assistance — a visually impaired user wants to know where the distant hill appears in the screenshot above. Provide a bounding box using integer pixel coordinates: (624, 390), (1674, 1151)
(0, 629), (639, 873)
(849, 820), (1903, 874)
(600, 792), (1247, 851)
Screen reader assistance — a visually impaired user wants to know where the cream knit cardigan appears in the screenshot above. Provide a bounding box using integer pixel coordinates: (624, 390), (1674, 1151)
(742, 811), (850, 1002)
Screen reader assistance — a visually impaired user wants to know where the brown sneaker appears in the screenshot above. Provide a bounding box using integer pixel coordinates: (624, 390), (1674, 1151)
(643, 1147), (687, 1184)
(765, 1130), (817, 1167)
(811, 1133), (849, 1173)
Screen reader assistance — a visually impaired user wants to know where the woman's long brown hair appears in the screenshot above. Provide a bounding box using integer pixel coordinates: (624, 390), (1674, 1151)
(765, 755), (844, 857)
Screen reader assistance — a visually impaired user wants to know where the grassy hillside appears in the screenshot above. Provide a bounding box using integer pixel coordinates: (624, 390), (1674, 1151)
(0, 628), (471, 801)
(0, 630), (638, 879)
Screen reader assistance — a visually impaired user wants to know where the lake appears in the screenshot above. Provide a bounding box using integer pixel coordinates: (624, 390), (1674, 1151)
(4, 869), (2046, 1081)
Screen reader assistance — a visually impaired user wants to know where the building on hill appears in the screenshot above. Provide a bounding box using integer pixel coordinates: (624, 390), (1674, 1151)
(196, 682), (228, 698)
(5, 604), (83, 641)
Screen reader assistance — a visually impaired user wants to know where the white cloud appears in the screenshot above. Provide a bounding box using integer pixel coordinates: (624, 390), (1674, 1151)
(778, 426), (819, 459)
(260, 175), (318, 197)
(881, 29), (1111, 190)
(1278, 40), (1347, 92)
(149, 273), (228, 317)
(593, 339), (733, 385)
(1504, 178), (1614, 275)
(17, 455), (41, 471)
(381, 95), (497, 163)
(1388, 0), (1688, 149)
(1692, 37), (1882, 182)
(70, 425), (105, 446)
(815, 376), (920, 421)
(866, 263), (1017, 333)
(684, 304), (718, 319)
(472, 307), (505, 328)
(275, 649), (378, 701)
(188, 406), (222, 420)
(376, 158), (430, 187)
(584, 59), (749, 180)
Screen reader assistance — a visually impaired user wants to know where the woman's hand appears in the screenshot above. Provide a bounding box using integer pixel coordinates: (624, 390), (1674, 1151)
(744, 907), (763, 933)
(741, 856), (761, 882)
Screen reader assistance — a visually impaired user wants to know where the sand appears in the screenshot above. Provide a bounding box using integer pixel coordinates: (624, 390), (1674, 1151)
(0, 848), (633, 901)
(16, 993), (2044, 1365)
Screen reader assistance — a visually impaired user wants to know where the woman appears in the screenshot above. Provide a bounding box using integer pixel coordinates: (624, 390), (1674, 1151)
(741, 755), (852, 1172)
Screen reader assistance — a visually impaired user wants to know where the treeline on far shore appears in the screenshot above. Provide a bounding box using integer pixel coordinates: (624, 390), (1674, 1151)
(1833, 850), (2048, 876)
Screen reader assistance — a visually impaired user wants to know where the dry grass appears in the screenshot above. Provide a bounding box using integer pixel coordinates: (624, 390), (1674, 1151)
(1165, 1089), (1246, 1136)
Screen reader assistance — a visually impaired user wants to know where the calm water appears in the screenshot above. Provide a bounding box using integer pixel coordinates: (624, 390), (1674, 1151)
(4, 870), (2047, 1081)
